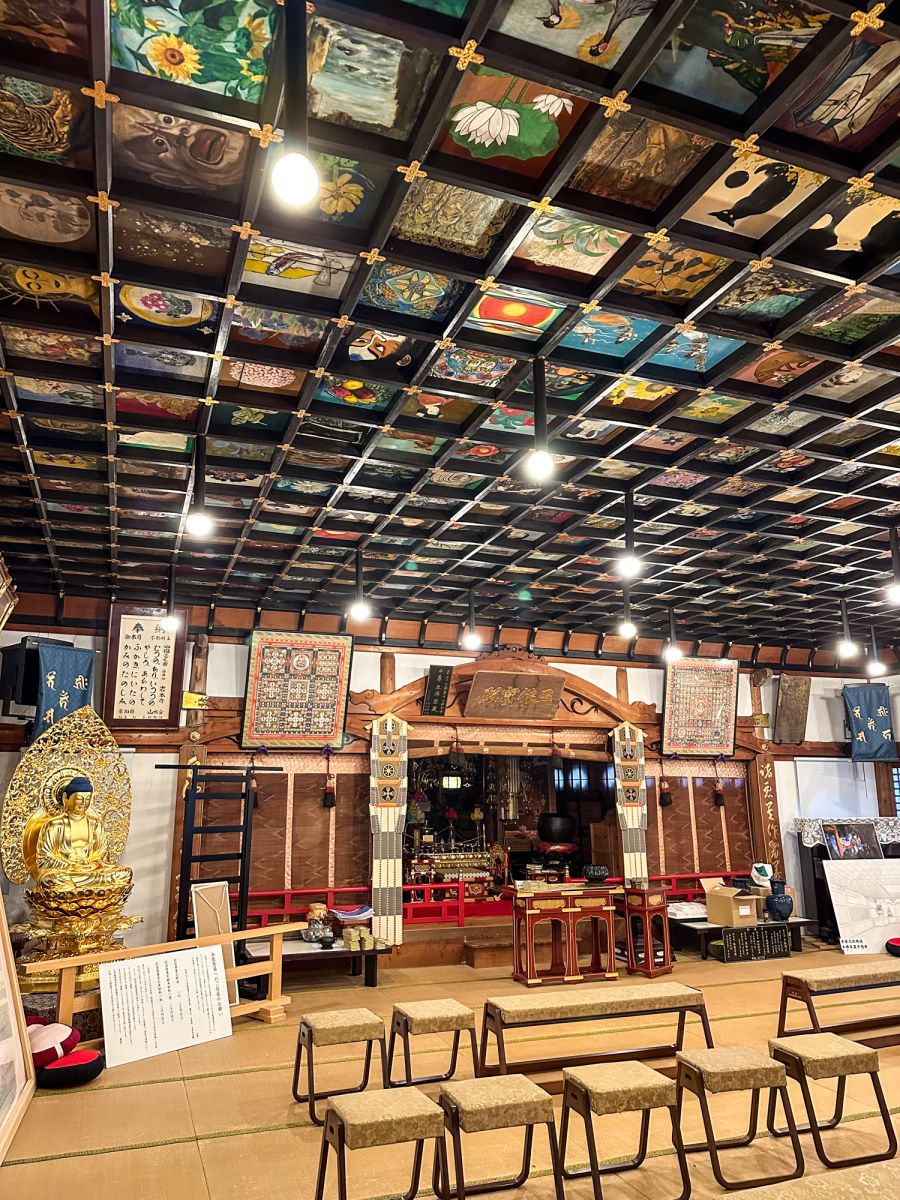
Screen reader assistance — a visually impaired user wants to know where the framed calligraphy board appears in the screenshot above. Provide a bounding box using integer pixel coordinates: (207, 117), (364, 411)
(662, 656), (738, 757)
(241, 631), (353, 749)
(103, 603), (188, 730)
(421, 665), (453, 716)
(463, 670), (565, 719)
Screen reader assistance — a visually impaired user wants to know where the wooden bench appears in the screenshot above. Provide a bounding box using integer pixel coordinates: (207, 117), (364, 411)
(777, 961), (900, 1040)
(479, 981), (713, 1077)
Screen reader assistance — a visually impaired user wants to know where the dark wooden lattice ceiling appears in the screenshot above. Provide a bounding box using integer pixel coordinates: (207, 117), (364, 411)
(1, 0), (900, 654)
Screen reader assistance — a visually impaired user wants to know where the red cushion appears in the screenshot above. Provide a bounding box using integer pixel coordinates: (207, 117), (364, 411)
(37, 1048), (104, 1089)
(26, 1020), (80, 1068)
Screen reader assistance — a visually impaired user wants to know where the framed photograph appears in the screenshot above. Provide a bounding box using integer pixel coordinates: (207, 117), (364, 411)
(0, 898), (34, 1164)
(822, 821), (883, 861)
(241, 631), (353, 749)
(103, 602), (188, 731)
(662, 656), (739, 757)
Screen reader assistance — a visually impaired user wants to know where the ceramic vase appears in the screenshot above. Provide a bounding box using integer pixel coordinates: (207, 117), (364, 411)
(765, 879), (793, 922)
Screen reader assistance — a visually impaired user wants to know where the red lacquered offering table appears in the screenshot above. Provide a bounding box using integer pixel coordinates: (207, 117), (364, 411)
(503, 884), (620, 987)
(614, 885), (673, 977)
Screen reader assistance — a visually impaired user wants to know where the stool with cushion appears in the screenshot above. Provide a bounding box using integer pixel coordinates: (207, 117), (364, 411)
(293, 1008), (388, 1126)
(437, 1074), (565, 1200)
(559, 1061), (691, 1200)
(315, 1087), (448, 1200)
(767, 1033), (897, 1168)
(388, 999), (479, 1086)
(676, 1046), (804, 1191)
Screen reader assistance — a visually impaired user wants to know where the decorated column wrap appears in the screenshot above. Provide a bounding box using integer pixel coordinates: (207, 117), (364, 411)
(612, 721), (649, 888)
(748, 752), (785, 878)
(369, 713), (409, 945)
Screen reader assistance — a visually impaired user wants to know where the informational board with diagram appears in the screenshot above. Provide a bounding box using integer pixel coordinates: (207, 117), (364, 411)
(823, 859), (900, 955)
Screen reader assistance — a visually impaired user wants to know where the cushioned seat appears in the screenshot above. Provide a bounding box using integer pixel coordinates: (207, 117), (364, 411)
(394, 999), (476, 1034)
(487, 981), (701, 1023)
(784, 961), (900, 991)
(330, 1087), (444, 1150)
(677, 1046), (786, 1094)
(769, 1033), (879, 1080)
(303, 1008), (384, 1047)
(441, 1074), (553, 1133)
(564, 1061), (676, 1116)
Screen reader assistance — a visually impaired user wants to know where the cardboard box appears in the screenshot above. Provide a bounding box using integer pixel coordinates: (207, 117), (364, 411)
(700, 877), (758, 928)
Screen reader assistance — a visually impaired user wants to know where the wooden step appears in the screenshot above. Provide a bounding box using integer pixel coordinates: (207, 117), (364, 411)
(464, 939), (510, 968)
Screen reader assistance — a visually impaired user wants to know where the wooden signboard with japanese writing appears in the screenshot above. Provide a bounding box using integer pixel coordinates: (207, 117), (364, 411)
(103, 604), (188, 730)
(773, 674), (811, 744)
(463, 670), (565, 720)
(421, 665), (453, 716)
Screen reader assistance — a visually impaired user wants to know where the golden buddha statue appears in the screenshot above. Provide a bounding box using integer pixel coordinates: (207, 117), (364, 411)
(1, 707), (140, 989)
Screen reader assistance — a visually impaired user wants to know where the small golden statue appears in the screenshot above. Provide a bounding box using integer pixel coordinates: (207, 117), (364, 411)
(1, 707), (140, 990)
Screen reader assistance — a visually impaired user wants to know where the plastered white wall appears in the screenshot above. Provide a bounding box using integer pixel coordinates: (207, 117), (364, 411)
(121, 751), (179, 946)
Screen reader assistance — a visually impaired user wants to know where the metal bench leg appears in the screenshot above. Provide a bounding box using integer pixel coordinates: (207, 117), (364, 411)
(679, 1081), (759, 1153)
(697, 1004), (714, 1048)
(696, 1085), (804, 1191)
(560, 1080), (650, 1181)
(803, 1071), (897, 1169)
(292, 1026), (383, 1126)
(766, 1073), (845, 1137)
(668, 1104), (692, 1200)
(389, 1018), (467, 1087)
(545, 1120), (566, 1200)
(440, 1099), (537, 1199)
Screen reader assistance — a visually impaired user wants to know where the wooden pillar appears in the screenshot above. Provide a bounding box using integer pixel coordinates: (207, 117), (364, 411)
(874, 762), (897, 817)
(186, 633), (209, 726)
(380, 651), (396, 695)
(746, 751), (785, 878)
(615, 666), (629, 705)
(749, 668), (772, 739)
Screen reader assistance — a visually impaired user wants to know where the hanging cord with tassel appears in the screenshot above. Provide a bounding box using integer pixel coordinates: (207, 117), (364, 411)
(712, 755), (725, 807)
(321, 744), (336, 808)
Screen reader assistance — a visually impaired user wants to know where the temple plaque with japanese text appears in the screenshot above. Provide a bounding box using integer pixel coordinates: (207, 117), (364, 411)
(463, 670), (565, 719)
(103, 603), (187, 730)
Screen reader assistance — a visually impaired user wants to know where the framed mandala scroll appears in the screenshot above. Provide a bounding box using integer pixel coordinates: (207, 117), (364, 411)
(662, 656), (739, 758)
(241, 631), (353, 749)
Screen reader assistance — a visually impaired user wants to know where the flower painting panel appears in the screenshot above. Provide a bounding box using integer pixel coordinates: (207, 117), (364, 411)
(438, 65), (586, 178)
(777, 32), (900, 153)
(510, 215), (629, 282)
(604, 379), (676, 411)
(220, 360), (305, 395)
(0, 74), (91, 167)
(308, 17), (438, 140)
(567, 114), (713, 211)
(114, 208), (232, 277)
(561, 311), (660, 356)
(242, 236), (356, 298)
(430, 347), (517, 387)
(682, 157), (825, 238)
(465, 285), (566, 341)
(3, 326), (99, 365)
(712, 270), (819, 326)
(393, 179), (515, 258)
(644, 2), (830, 114)
(649, 332), (744, 374)
(111, 0), (277, 102)
(0, 184), (94, 252)
(305, 154), (391, 228)
(730, 347), (821, 388)
(112, 105), (250, 202)
(115, 284), (219, 332)
(361, 263), (464, 321)
(230, 306), (327, 353)
(616, 245), (731, 301)
(675, 393), (753, 424)
(493, 0), (657, 69)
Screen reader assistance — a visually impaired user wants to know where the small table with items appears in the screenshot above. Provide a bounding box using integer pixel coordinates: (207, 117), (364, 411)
(503, 883), (620, 986)
(243, 937), (390, 986)
(669, 916), (815, 961)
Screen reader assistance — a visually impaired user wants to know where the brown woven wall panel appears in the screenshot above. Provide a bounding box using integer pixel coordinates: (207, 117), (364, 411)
(692, 777), (729, 874)
(289, 773), (371, 890)
(722, 778), (754, 873)
(248, 773), (288, 891)
(333, 775), (372, 890)
(291, 773), (331, 888)
(657, 776), (696, 875)
(644, 778), (661, 877)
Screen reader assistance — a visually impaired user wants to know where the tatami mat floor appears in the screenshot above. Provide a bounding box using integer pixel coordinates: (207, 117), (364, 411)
(5, 946), (900, 1200)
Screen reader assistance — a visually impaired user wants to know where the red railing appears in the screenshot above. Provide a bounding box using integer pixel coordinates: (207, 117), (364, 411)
(235, 871), (744, 930)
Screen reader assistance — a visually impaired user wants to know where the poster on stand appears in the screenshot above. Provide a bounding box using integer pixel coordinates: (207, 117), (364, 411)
(823, 859), (900, 955)
(0, 899), (34, 1164)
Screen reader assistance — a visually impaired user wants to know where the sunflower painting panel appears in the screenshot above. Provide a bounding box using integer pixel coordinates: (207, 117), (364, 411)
(602, 378), (677, 411)
(393, 179), (516, 259)
(493, 0), (657, 69)
(510, 215), (630, 283)
(307, 17), (438, 141)
(0, 74), (91, 167)
(776, 31), (900, 153)
(229, 305), (327, 352)
(360, 263), (465, 321)
(3, 326), (99, 365)
(730, 347), (822, 388)
(269, 153), (391, 229)
(0, 263), (99, 320)
(114, 209), (233, 276)
(674, 393), (754, 424)
(465, 285), (566, 342)
(560, 311), (660, 356)
(649, 332), (744, 374)
(0, 184), (94, 253)
(711, 270), (819, 327)
(566, 114), (713, 210)
(114, 284), (220, 333)
(616, 245), (731, 302)
(110, 0), (277, 102)
(682, 156), (825, 238)
(437, 65), (586, 178)
(644, 1), (830, 114)
(112, 105), (250, 202)
(242, 236), (356, 298)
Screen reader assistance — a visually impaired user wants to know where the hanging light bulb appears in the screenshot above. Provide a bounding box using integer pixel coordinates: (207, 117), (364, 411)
(836, 597), (858, 657)
(461, 590), (481, 650)
(160, 560), (180, 631)
(663, 644), (683, 663)
(186, 435), (214, 536)
(616, 584), (637, 638)
(347, 550), (370, 621)
(616, 554), (642, 578)
(866, 624), (887, 676)
(662, 607), (682, 662)
(618, 620), (637, 638)
(270, 0), (319, 207)
(524, 357), (554, 482)
(887, 583), (900, 605)
(616, 489), (642, 578)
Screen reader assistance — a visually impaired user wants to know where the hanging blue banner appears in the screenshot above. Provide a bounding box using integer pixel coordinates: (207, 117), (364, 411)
(31, 644), (95, 743)
(843, 684), (897, 761)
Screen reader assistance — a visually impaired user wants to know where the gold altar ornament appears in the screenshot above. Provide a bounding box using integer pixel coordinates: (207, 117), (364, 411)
(0, 706), (140, 990)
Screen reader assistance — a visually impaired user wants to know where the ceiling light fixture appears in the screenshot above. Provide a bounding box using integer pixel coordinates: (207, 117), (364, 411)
(159, 561), (180, 632)
(662, 607), (683, 663)
(836, 597), (859, 658)
(886, 528), (900, 604)
(271, 0), (319, 207)
(617, 583), (637, 639)
(866, 624), (887, 677)
(185, 434), (214, 537)
(461, 589), (481, 650)
(616, 488), (642, 578)
(347, 549), (371, 621)
(524, 357), (554, 483)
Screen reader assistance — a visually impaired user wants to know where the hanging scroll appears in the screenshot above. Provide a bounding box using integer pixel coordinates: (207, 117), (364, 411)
(241, 631), (353, 749)
(612, 721), (648, 888)
(773, 673), (811, 744)
(662, 656), (738, 757)
(103, 603), (187, 730)
(843, 684), (897, 762)
(369, 713), (409, 946)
